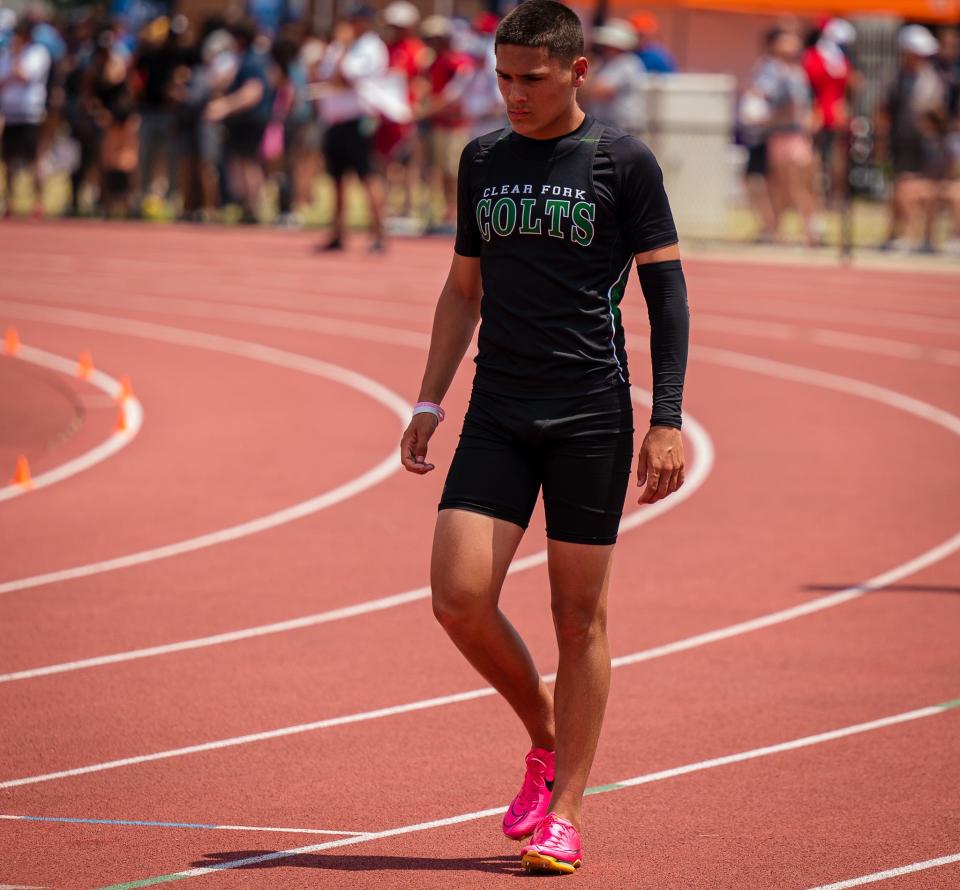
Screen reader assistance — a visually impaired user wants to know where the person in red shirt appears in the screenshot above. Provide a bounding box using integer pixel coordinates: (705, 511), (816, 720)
(420, 15), (474, 233)
(803, 18), (856, 208)
(379, 0), (427, 217)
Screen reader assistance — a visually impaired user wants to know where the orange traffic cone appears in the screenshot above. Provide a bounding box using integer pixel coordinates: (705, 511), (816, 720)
(12, 455), (32, 487)
(4, 327), (20, 356)
(115, 404), (128, 433)
(77, 352), (95, 380)
(115, 377), (133, 402)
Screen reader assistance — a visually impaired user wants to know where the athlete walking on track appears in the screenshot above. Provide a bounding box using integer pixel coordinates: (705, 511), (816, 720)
(400, 0), (689, 874)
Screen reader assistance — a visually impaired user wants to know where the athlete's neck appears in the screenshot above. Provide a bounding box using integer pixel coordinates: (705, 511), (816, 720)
(516, 105), (586, 141)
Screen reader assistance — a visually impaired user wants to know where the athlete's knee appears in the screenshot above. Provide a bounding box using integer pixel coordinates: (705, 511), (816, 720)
(431, 584), (495, 637)
(551, 599), (607, 650)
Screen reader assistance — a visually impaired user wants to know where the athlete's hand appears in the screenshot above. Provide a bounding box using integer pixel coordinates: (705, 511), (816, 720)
(400, 413), (439, 474)
(637, 426), (684, 504)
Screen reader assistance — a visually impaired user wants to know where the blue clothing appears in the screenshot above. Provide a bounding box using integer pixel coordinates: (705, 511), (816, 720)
(31, 23), (66, 62)
(637, 44), (677, 74)
(228, 48), (273, 126)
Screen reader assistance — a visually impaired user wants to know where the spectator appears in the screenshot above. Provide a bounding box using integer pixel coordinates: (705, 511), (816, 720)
(62, 14), (99, 215)
(419, 14), (474, 234)
(26, 2), (66, 163)
(315, 5), (389, 251)
(738, 27), (781, 242)
(293, 27), (325, 214)
(628, 10), (677, 74)
(0, 9), (15, 52)
(878, 25), (948, 253)
(170, 24), (220, 221)
(0, 18), (52, 217)
(460, 11), (505, 141)
(935, 27), (960, 255)
(581, 18), (646, 134)
(756, 28), (820, 245)
(133, 15), (180, 214)
(379, 0), (426, 219)
(205, 19), (273, 224)
(804, 18), (856, 209)
(265, 35), (303, 226)
(100, 90), (139, 217)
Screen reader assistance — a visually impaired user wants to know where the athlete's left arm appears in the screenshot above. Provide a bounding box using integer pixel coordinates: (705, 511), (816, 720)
(634, 242), (689, 505)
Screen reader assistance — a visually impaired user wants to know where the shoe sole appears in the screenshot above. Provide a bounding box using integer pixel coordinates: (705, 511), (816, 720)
(521, 851), (581, 874)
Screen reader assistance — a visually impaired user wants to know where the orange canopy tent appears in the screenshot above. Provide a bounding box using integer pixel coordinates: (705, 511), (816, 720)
(636, 0), (959, 22)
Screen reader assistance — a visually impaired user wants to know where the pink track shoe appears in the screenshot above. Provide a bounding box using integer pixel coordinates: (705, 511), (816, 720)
(501, 747), (555, 841)
(520, 813), (583, 874)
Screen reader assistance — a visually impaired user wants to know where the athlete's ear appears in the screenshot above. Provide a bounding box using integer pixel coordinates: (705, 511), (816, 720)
(571, 56), (588, 87)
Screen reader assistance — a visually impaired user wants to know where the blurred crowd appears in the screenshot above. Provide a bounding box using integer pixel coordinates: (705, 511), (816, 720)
(0, 1), (674, 248)
(738, 17), (960, 254)
(1, 1), (959, 254)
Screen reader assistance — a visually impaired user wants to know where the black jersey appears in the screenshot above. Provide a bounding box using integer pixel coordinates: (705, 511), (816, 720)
(455, 115), (678, 399)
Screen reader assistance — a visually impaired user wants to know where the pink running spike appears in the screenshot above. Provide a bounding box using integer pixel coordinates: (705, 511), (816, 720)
(501, 747), (555, 841)
(521, 813), (583, 874)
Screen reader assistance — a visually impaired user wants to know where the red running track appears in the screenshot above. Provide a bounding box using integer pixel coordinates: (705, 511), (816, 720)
(1, 222), (958, 889)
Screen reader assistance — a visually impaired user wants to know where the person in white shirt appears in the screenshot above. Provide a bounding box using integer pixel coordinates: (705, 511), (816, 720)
(580, 19), (646, 135)
(316, 4), (389, 252)
(0, 19), (51, 217)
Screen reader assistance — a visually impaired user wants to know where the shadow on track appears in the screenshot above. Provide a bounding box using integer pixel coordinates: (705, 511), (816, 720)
(191, 851), (528, 875)
(804, 583), (960, 595)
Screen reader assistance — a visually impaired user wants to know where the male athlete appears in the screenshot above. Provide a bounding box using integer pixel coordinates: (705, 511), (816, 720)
(399, 0), (689, 874)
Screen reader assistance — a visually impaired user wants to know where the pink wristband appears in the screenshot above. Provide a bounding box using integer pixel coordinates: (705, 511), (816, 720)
(413, 401), (445, 422)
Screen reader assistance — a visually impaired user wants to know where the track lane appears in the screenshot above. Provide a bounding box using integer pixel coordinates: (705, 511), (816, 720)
(2, 327), (958, 779)
(3, 231), (956, 880)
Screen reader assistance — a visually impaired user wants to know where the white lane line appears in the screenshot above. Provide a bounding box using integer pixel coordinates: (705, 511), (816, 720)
(0, 391), (711, 683)
(697, 297), (960, 337)
(4, 525), (956, 791)
(6, 279), (429, 325)
(0, 344), (143, 502)
(806, 852), (960, 889)
(0, 304), (412, 596)
(5, 321), (959, 684)
(4, 338), (957, 783)
(695, 314), (960, 366)
(0, 814), (366, 836)
(10, 289), (960, 368)
(95, 700), (960, 889)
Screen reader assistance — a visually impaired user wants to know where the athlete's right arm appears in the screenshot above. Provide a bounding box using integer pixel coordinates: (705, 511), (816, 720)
(400, 252), (482, 475)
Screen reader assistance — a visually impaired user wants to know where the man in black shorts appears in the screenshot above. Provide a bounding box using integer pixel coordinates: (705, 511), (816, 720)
(399, 0), (689, 874)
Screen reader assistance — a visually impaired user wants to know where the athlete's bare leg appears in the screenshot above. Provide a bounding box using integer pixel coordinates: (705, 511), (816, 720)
(544, 538), (614, 831)
(431, 508), (555, 749)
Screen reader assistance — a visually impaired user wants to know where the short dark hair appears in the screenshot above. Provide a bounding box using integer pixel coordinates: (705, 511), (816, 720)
(495, 0), (584, 63)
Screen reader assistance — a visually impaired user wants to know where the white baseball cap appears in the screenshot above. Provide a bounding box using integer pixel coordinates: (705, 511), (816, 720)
(822, 18), (856, 46)
(592, 19), (637, 52)
(383, 0), (419, 29)
(421, 14), (453, 39)
(898, 24), (939, 57)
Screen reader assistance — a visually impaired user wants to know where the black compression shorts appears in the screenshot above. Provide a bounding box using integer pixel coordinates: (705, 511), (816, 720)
(438, 386), (634, 545)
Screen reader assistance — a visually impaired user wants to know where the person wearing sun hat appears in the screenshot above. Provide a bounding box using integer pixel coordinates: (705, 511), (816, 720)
(879, 24), (948, 252)
(580, 18), (646, 134)
(803, 18), (856, 208)
(378, 0), (427, 216)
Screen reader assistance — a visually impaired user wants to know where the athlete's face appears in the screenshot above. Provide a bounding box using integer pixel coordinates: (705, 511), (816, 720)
(495, 44), (588, 140)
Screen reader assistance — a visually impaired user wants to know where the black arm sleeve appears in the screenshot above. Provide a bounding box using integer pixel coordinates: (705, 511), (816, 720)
(636, 259), (689, 430)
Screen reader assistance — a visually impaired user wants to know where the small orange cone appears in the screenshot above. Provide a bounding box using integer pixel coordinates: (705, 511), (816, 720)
(77, 352), (95, 380)
(115, 404), (128, 433)
(12, 455), (32, 487)
(115, 376), (133, 402)
(4, 327), (20, 356)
